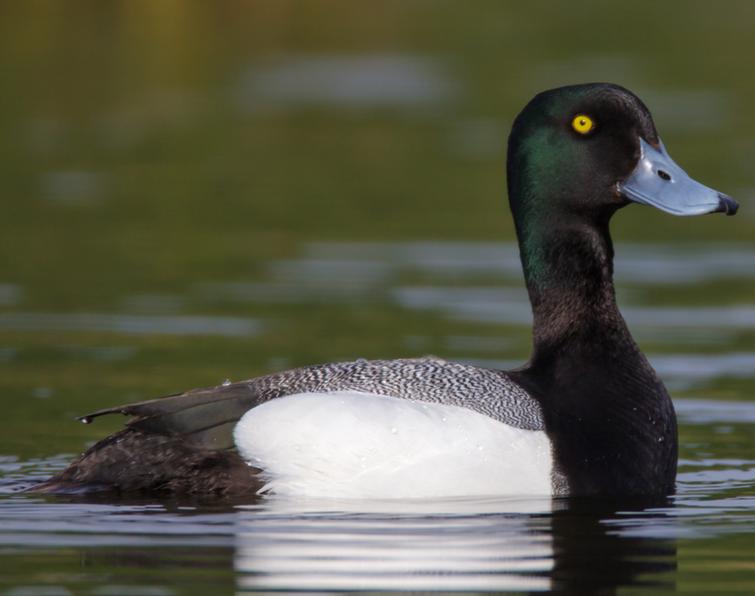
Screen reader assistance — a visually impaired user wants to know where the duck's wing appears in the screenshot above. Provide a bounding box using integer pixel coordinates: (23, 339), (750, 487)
(80, 357), (544, 451)
(33, 357), (545, 496)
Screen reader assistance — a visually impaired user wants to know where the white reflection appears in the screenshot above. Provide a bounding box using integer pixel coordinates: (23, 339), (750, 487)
(235, 496), (554, 592)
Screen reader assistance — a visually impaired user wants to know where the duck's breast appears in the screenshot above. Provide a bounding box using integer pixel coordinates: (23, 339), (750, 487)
(233, 391), (554, 498)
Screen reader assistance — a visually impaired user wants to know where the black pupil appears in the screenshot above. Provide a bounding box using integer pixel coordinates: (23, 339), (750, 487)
(657, 170), (671, 181)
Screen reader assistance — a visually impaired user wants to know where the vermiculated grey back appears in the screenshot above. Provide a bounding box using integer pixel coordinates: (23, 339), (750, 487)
(243, 357), (544, 431)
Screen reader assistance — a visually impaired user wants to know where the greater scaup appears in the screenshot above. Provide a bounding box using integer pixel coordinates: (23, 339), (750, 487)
(33, 83), (738, 498)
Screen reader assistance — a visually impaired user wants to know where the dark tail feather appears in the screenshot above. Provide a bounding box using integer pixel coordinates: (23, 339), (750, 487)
(79, 382), (261, 450)
(27, 381), (274, 495)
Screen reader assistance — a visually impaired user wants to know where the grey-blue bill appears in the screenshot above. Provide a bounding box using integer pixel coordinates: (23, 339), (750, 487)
(619, 138), (738, 216)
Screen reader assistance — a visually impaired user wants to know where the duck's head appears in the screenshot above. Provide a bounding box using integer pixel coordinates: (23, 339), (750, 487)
(507, 83), (738, 224)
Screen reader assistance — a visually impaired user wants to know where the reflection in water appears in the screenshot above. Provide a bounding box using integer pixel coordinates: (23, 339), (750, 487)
(234, 496), (676, 593)
(78, 546), (237, 594)
(236, 504), (554, 591)
(550, 499), (676, 593)
(0, 491), (681, 593)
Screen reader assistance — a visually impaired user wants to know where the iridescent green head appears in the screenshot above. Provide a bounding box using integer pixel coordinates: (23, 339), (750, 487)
(506, 83), (737, 283)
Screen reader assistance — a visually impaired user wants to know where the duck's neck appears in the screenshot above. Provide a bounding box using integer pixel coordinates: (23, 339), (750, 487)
(511, 209), (677, 496)
(517, 209), (636, 366)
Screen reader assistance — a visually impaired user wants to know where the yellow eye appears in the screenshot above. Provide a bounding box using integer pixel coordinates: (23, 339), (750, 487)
(571, 114), (595, 135)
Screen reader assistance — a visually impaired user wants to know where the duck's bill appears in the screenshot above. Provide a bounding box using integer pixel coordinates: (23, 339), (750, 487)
(619, 138), (738, 216)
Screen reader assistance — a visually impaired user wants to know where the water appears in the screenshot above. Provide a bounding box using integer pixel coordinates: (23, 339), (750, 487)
(0, 2), (754, 594)
(1, 395), (753, 592)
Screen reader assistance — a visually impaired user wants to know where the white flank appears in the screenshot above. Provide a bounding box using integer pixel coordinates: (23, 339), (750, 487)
(233, 391), (553, 498)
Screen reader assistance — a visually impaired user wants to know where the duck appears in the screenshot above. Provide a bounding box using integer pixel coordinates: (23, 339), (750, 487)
(33, 83), (738, 499)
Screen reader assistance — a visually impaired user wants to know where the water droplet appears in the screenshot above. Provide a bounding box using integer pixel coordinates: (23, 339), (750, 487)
(80, 417), (92, 425)
(222, 378), (232, 386)
(441, 416), (447, 423)
(658, 436), (664, 443)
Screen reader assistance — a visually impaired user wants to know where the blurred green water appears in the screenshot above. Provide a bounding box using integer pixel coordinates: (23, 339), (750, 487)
(0, 2), (753, 593)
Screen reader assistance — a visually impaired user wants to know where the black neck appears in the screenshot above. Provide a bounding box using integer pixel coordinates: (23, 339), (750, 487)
(517, 210), (639, 366)
(509, 208), (677, 496)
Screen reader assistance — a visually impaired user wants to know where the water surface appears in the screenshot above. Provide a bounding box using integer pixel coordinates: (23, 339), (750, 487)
(1, 396), (753, 592)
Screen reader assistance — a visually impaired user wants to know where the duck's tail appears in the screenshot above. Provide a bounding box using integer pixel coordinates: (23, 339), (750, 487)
(78, 381), (263, 450)
(29, 381), (266, 496)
